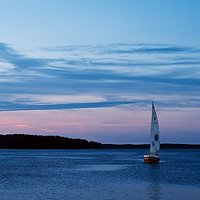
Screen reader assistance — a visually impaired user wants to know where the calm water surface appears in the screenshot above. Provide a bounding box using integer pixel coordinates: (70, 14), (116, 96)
(0, 149), (199, 200)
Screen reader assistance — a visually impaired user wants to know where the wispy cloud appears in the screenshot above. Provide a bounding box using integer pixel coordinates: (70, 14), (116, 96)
(42, 43), (200, 54)
(0, 43), (48, 70)
(0, 100), (135, 111)
(1, 42), (200, 111)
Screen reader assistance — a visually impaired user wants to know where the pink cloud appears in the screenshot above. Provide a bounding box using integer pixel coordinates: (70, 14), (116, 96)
(0, 107), (200, 143)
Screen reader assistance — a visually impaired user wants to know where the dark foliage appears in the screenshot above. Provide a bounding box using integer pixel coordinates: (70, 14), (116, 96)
(0, 134), (199, 149)
(0, 134), (102, 149)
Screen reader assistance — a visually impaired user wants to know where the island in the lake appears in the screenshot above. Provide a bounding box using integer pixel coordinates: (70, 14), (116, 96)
(0, 134), (199, 149)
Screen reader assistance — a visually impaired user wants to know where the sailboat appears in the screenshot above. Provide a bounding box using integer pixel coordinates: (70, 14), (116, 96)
(144, 102), (160, 163)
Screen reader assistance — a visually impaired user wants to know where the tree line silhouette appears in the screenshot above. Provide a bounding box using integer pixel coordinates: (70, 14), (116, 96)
(0, 134), (101, 149)
(0, 134), (199, 149)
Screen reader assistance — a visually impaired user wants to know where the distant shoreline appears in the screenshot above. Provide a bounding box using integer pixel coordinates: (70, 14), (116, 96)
(102, 143), (200, 149)
(0, 134), (200, 149)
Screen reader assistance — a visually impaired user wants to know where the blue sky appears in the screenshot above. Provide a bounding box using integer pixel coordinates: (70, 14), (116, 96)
(1, 0), (200, 47)
(0, 0), (200, 143)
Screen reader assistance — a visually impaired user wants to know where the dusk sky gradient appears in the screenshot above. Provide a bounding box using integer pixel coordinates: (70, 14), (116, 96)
(0, 0), (200, 143)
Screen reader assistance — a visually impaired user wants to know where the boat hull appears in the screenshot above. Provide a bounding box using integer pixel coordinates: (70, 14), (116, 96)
(144, 154), (160, 163)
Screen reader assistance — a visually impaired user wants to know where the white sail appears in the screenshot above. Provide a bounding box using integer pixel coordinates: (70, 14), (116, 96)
(149, 102), (160, 155)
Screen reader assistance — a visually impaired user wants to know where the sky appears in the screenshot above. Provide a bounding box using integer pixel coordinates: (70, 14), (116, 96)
(0, 0), (200, 144)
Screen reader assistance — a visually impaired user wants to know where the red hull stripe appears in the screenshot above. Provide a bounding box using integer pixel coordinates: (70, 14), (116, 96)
(144, 157), (160, 163)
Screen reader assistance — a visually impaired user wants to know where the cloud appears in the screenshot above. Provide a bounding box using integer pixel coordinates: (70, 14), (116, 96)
(0, 43), (47, 70)
(0, 100), (135, 111)
(1, 42), (200, 111)
(42, 43), (200, 54)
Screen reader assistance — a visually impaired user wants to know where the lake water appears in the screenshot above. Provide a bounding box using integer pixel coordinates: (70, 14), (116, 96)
(0, 149), (199, 200)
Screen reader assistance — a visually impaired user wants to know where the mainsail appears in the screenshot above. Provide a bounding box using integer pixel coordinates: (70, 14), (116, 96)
(149, 102), (160, 155)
